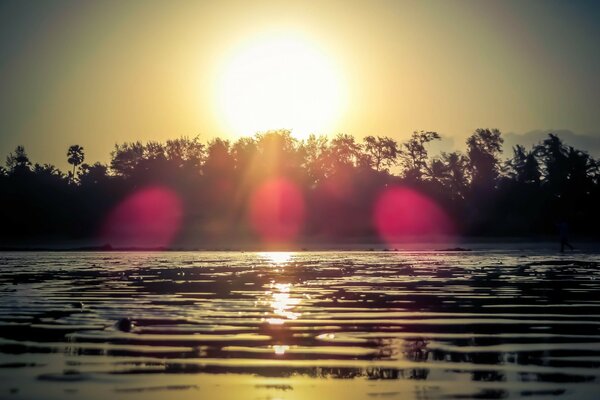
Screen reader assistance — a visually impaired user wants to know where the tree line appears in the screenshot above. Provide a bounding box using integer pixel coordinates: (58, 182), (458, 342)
(1, 129), (598, 245)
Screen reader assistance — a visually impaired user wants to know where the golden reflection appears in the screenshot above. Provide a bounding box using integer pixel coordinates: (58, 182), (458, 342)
(272, 345), (290, 355)
(258, 251), (294, 265)
(265, 282), (301, 326)
(266, 317), (285, 325)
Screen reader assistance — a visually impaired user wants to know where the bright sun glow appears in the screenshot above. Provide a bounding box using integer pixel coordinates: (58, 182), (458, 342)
(267, 282), (301, 326)
(259, 251), (294, 265)
(216, 32), (346, 139)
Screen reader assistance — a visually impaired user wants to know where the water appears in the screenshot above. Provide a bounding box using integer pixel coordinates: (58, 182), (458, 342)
(0, 251), (599, 399)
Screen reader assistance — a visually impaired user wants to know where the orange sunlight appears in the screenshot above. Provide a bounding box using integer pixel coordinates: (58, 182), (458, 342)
(259, 251), (295, 265)
(215, 31), (347, 139)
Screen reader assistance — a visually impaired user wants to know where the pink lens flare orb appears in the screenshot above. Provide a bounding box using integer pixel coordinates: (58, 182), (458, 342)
(373, 186), (455, 244)
(248, 178), (305, 243)
(101, 186), (183, 248)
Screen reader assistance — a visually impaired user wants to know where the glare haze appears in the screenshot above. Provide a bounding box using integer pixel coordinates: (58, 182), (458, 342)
(1, 0), (599, 170)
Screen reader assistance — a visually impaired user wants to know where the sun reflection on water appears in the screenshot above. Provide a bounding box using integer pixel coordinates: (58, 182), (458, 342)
(258, 251), (294, 265)
(272, 345), (290, 355)
(262, 281), (302, 326)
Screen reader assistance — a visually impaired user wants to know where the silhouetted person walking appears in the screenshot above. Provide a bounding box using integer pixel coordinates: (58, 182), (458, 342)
(558, 221), (574, 252)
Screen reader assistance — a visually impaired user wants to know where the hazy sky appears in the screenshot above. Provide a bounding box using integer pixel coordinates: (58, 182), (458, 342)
(1, 0), (599, 169)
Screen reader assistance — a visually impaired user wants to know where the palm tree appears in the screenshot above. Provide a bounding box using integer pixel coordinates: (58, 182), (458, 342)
(67, 145), (85, 183)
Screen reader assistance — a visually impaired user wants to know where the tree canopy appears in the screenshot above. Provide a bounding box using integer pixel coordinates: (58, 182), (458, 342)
(1, 129), (598, 246)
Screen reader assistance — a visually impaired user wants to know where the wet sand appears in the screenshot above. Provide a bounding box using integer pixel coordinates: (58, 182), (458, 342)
(1, 251), (599, 399)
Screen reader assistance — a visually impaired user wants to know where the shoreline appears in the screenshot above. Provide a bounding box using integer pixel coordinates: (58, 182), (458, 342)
(1, 237), (599, 253)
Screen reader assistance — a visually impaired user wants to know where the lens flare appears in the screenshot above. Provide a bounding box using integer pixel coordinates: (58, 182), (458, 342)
(373, 186), (454, 244)
(248, 178), (305, 244)
(101, 186), (183, 248)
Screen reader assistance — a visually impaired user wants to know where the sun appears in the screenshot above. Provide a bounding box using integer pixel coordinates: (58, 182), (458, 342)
(215, 32), (346, 140)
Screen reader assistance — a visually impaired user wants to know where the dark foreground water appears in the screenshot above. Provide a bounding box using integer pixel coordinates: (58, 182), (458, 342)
(1, 251), (600, 400)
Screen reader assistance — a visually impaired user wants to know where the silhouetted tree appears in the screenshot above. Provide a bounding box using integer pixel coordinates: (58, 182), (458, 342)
(301, 134), (329, 184)
(79, 162), (109, 186)
(144, 141), (167, 161)
(34, 163), (64, 179)
(67, 145), (85, 183)
(165, 136), (205, 171)
(466, 128), (504, 189)
(506, 144), (540, 185)
(462, 129), (504, 233)
(536, 133), (568, 191)
(110, 141), (145, 177)
(232, 136), (258, 175)
(328, 133), (363, 170)
(6, 145), (31, 174)
(255, 130), (303, 178)
(1, 130), (599, 245)
(363, 135), (399, 172)
(204, 138), (233, 175)
(441, 152), (470, 200)
(398, 131), (440, 181)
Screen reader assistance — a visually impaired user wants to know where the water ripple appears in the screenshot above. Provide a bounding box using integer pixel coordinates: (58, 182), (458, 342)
(0, 251), (599, 399)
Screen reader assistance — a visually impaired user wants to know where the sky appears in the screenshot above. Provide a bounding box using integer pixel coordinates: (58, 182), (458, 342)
(1, 0), (600, 170)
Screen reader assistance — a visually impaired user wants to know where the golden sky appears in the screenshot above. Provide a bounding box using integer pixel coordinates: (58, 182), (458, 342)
(1, 0), (599, 169)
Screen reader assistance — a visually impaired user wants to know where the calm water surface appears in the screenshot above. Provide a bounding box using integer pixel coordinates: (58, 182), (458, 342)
(1, 251), (600, 399)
